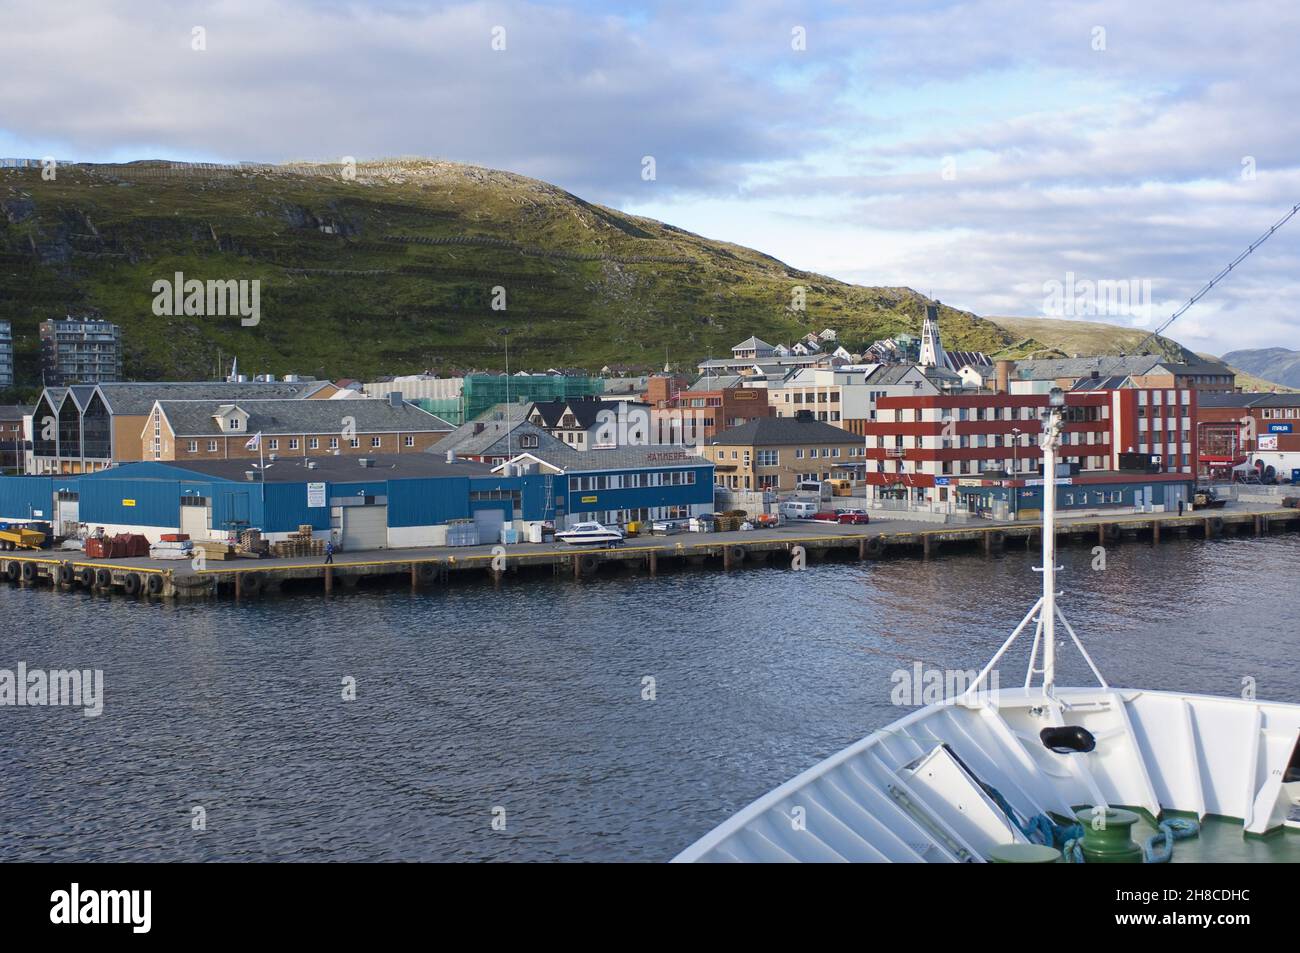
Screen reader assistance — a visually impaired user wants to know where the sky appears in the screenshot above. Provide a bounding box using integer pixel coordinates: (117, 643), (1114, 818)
(1, 0), (1297, 356)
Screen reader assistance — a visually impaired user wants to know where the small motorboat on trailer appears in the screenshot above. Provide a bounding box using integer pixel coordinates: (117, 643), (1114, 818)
(554, 521), (625, 546)
(674, 388), (1300, 864)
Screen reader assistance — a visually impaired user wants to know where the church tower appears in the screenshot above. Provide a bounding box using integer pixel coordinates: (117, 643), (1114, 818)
(918, 301), (950, 370)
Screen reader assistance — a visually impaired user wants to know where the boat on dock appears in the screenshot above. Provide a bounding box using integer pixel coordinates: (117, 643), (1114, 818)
(554, 521), (625, 546)
(674, 388), (1300, 864)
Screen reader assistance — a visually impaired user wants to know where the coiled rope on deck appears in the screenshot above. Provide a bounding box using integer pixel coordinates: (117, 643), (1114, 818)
(1142, 817), (1201, 864)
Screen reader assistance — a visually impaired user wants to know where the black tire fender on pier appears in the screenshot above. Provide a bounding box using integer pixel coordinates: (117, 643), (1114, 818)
(56, 563), (74, 586)
(122, 572), (142, 595)
(94, 568), (112, 588)
(727, 545), (747, 563)
(241, 571), (264, 594)
(989, 531), (1006, 547)
(865, 536), (885, 556)
(76, 567), (94, 588)
(578, 553), (600, 575)
(1210, 516), (1224, 532)
(145, 573), (164, 596)
(416, 562), (439, 582)
(20, 561), (37, 582)
(3, 561), (19, 582)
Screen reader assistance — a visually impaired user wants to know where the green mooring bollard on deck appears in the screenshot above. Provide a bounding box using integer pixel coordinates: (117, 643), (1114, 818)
(1073, 807), (1143, 863)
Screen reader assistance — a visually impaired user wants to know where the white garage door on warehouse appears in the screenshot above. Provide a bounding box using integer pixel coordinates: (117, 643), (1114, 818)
(473, 507), (506, 543)
(340, 504), (388, 551)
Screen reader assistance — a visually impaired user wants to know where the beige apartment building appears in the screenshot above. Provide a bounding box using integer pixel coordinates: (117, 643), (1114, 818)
(700, 412), (865, 490)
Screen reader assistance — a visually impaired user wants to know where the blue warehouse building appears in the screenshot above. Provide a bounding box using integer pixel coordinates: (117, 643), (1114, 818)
(490, 445), (716, 528)
(0, 446), (716, 549)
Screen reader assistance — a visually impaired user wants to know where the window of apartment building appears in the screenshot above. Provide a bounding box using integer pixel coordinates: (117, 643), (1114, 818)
(756, 450), (779, 467)
(208, 440), (217, 452)
(329, 437), (339, 449)
(187, 440), (197, 453)
(269, 439), (279, 450)
(350, 438), (360, 448)
(230, 418), (241, 430)
(831, 448), (840, 458)
(371, 437), (382, 448)
(795, 448), (804, 459)
(309, 438), (319, 450)
(289, 439), (299, 450)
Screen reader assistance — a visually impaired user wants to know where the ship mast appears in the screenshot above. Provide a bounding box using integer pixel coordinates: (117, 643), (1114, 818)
(1039, 387), (1065, 694)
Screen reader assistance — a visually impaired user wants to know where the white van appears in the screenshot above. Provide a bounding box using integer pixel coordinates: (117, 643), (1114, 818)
(779, 500), (818, 520)
(795, 480), (831, 500)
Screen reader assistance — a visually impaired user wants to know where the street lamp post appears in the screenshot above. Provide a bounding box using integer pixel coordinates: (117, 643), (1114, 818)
(1011, 426), (1022, 519)
(499, 327), (512, 460)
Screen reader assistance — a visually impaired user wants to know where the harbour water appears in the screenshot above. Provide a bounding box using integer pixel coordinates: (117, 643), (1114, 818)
(1, 534), (1297, 862)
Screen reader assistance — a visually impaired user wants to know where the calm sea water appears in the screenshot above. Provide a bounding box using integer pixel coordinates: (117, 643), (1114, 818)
(1, 534), (1297, 862)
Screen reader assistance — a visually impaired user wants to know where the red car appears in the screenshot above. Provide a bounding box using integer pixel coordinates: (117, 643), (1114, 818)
(812, 511), (840, 523)
(836, 510), (871, 525)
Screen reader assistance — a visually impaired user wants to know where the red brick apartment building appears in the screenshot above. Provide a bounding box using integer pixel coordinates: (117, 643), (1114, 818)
(1197, 392), (1300, 480)
(644, 374), (772, 445)
(862, 387), (1197, 507)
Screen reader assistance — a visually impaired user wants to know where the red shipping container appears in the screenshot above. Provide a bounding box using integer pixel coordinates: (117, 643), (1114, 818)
(159, 533), (189, 542)
(85, 537), (109, 559)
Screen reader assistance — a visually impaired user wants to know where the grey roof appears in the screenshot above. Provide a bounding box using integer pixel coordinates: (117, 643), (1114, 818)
(1197, 391), (1300, 408)
(732, 336), (773, 351)
(862, 364), (942, 386)
(506, 443), (708, 473)
(434, 416), (567, 457)
(143, 453), (494, 483)
(96, 380), (332, 415)
(34, 388), (66, 413)
(528, 398), (616, 430)
(709, 416), (862, 447)
(157, 397), (452, 436)
(65, 384), (98, 409)
(0, 404), (33, 419)
(688, 374), (745, 391)
(1070, 374), (1133, 391)
(1238, 393), (1300, 406)
(1013, 356), (1172, 380)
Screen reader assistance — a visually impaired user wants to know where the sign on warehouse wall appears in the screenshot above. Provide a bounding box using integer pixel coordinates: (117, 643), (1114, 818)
(307, 483), (327, 508)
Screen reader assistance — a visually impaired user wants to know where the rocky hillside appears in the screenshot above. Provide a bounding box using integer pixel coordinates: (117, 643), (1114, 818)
(0, 158), (1012, 393)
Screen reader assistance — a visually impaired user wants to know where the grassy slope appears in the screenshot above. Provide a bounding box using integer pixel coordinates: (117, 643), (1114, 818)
(981, 315), (1198, 362)
(0, 158), (1011, 394)
(986, 315), (1294, 391)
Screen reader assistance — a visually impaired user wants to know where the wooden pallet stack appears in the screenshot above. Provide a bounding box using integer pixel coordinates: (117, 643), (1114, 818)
(270, 525), (324, 558)
(239, 528), (270, 556)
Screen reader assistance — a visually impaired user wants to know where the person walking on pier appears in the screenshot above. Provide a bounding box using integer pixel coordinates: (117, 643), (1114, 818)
(324, 539), (335, 564)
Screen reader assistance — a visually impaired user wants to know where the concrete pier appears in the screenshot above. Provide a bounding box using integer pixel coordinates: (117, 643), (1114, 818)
(2, 505), (1297, 600)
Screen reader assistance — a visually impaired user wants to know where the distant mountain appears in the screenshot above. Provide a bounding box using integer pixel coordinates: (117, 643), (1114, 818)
(1220, 348), (1300, 389)
(0, 157), (1014, 392)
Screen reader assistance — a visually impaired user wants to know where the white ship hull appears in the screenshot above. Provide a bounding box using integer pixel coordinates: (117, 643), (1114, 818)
(673, 686), (1300, 862)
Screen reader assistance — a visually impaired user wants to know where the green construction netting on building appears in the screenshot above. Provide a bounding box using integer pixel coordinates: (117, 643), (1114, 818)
(461, 374), (603, 423)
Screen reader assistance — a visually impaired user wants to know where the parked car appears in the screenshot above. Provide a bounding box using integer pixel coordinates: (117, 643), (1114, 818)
(812, 510), (840, 523)
(836, 509), (871, 525)
(779, 500), (818, 520)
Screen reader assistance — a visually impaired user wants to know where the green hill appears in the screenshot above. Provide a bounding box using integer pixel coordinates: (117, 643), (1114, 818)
(0, 158), (1012, 392)
(984, 316), (1293, 391)
(982, 316), (1198, 363)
